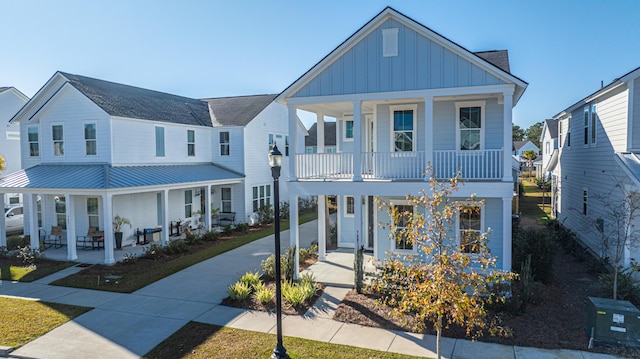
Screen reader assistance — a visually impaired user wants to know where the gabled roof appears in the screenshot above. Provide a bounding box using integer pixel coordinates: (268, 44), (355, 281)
(0, 87), (10, 93)
(615, 152), (640, 188)
(305, 122), (337, 147)
(0, 86), (29, 102)
(59, 72), (212, 127)
(0, 163), (243, 190)
(277, 6), (527, 104)
(543, 119), (559, 139)
(202, 94), (278, 127)
(513, 140), (532, 151)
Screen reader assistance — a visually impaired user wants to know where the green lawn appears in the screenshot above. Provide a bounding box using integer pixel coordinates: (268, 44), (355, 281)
(0, 260), (76, 282)
(519, 180), (552, 223)
(51, 212), (318, 293)
(0, 297), (91, 348)
(144, 322), (425, 359)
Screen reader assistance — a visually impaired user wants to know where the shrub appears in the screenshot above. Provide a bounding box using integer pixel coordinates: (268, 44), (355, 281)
(254, 285), (275, 304)
(222, 225), (234, 236)
(184, 231), (199, 245)
(283, 245), (296, 281)
(227, 281), (251, 301)
(201, 230), (219, 242)
(282, 280), (306, 307)
(261, 254), (276, 280)
(298, 273), (318, 301)
(142, 243), (165, 260)
(235, 222), (249, 233)
(121, 252), (138, 264)
(239, 272), (261, 289)
(165, 239), (189, 254)
(16, 246), (44, 265)
(599, 267), (640, 301)
(7, 236), (28, 250)
(256, 204), (274, 225)
(512, 229), (556, 284)
(279, 200), (290, 219)
(299, 245), (317, 263)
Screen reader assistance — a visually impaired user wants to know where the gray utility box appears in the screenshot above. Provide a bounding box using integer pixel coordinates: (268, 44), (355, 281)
(586, 297), (640, 347)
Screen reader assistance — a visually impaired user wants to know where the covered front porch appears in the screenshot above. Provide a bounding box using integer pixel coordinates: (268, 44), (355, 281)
(0, 163), (244, 265)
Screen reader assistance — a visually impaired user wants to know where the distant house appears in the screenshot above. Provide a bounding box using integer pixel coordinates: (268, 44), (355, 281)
(552, 65), (640, 268)
(0, 87), (28, 205)
(305, 122), (337, 153)
(513, 140), (539, 175)
(278, 7), (527, 272)
(540, 119), (559, 180)
(0, 72), (303, 264)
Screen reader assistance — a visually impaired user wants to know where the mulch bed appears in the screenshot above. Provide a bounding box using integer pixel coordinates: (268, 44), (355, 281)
(333, 222), (640, 359)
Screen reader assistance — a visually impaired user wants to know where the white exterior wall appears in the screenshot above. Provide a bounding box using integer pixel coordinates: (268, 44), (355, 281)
(20, 87), (111, 166)
(111, 118), (213, 165)
(211, 127), (244, 174)
(0, 89), (27, 175)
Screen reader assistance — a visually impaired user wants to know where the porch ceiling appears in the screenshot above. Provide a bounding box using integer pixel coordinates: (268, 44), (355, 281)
(0, 163), (244, 191)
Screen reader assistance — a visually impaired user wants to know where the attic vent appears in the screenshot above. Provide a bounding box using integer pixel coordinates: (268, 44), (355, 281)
(382, 28), (399, 57)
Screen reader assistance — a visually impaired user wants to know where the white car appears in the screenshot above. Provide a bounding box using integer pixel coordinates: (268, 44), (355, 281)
(5, 204), (24, 236)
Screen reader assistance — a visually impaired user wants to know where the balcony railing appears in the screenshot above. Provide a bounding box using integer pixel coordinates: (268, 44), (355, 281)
(296, 149), (503, 181)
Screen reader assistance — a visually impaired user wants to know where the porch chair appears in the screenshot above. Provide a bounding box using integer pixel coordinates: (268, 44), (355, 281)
(43, 226), (63, 249)
(76, 227), (97, 250)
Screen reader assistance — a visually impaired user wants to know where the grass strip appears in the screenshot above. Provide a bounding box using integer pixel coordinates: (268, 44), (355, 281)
(0, 261), (76, 282)
(0, 297), (91, 348)
(144, 322), (426, 359)
(519, 180), (552, 223)
(51, 212), (317, 293)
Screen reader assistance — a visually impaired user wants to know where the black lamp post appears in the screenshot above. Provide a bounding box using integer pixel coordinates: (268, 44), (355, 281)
(268, 144), (288, 359)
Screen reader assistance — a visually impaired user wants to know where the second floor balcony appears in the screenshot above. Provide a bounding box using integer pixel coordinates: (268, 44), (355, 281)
(295, 149), (504, 181)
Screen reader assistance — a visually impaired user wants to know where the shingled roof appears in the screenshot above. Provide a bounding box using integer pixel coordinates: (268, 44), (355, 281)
(59, 72), (212, 127)
(305, 122), (337, 147)
(544, 119), (559, 139)
(203, 94), (277, 127)
(474, 50), (510, 74)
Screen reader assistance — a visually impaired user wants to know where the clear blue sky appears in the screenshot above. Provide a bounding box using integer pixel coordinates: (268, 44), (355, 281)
(2, 1), (640, 130)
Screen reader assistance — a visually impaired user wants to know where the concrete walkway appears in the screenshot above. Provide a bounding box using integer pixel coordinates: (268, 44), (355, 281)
(0, 220), (628, 359)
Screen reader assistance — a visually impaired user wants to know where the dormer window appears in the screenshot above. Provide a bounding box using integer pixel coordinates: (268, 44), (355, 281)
(382, 28), (399, 57)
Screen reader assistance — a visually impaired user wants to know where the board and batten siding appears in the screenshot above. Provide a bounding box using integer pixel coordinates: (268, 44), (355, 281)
(111, 118), (213, 165)
(25, 87), (111, 164)
(292, 18), (505, 98)
(243, 102), (290, 218)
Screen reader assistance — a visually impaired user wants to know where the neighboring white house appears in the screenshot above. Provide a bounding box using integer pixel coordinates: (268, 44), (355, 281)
(513, 140), (539, 163)
(552, 65), (640, 268)
(305, 122), (337, 154)
(0, 87), (28, 205)
(277, 7), (527, 273)
(540, 119), (558, 180)
(0, 72), (302, 264)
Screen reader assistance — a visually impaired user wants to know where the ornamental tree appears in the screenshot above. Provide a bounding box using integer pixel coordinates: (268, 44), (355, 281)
(370, 168), (516, 359)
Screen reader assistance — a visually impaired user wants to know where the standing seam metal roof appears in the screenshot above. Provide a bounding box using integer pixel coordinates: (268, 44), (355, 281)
(0, 164), (244, 190)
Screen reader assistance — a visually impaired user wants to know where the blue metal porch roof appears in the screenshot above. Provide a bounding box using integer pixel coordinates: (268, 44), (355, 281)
(0, 164), (244, 190)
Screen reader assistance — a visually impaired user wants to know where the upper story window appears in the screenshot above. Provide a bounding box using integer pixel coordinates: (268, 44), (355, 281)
(187, 130), (195, 156)
(84, 123), (97, 156)
(390, 105), (417, 152)
(52, 125), (64, 156)
(456, 101), (485, 151)
(559, 121), (563, 148)
(583, 106), (589, 146)
(220, 131), (230, 156)
(458, 204), (482, 254)
(567, 117), (571, 147)
(269, 133), (287, 155)
(382, 28), (399, 57)
(28, 126), (39, 157)
(344, 119), (354, 141)
(545, 142), (550, 154)
(155, 126), (165, 157)
(591, 104), (597, 145)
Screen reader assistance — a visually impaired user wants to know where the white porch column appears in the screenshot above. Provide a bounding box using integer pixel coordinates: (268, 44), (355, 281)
(354, 195), (363, 252)
(66, 194), (77, 261)
(287, 104), (297, 181)
(317, 113), (325, 154)
(503, 91), (514, 182)
(317, 194), (326, 261)
(26, 194), (38, 249)
(0, 192), (6, 248)
(162, 190), (169, 246)
(205, 185), (212, 230)
(102, 194), (115, 264)
(353, 101), (362, 181)
(424, 96), (434, 169)
(289, 193), (299, 279)
(502, 197), (512, 271)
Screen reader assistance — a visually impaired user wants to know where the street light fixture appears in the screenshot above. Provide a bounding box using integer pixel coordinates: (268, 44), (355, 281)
(268, 143), (288, 359)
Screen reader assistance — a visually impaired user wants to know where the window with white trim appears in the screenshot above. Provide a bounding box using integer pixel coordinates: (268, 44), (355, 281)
(344, 119), (354, 141)
(155, 126), (165, 157)
(285, 135), (289, 156)
(269, 133), (285, 152)
(221, 187), (232, 213)
(390, 105), (417, 152)
(252, 185), (271, 212)
(84, 123), (97, 156)
(344, 196), (355, 217)
(185, 190), (193, 218)
(559, 121), (563, 148)
(87, 198), (99, 229)
(220, 131), (230, 156)
(567, 117), (571, 147)
(55, 196), (66, 229)
(28, 126), (39, 157)
(36, 196), (42, 228)
(583, 187), (588, 215)
(591, 104), (597, 145)
(52, 125), (64, 156)
(392, 203), (414, 251)
(187, 130), (195, 156)
(583, 106), (589, 146)
(456, 102), (485, 151)
(382, 28), (399, 57)
(458, 204), (482, 253)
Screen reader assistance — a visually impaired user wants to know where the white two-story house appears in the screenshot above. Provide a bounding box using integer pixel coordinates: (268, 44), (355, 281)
(0, 87), (28, 205)
(553, 65), (640, 267)
(278, 7), (527, 273)
(0, 72), (302, 264)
